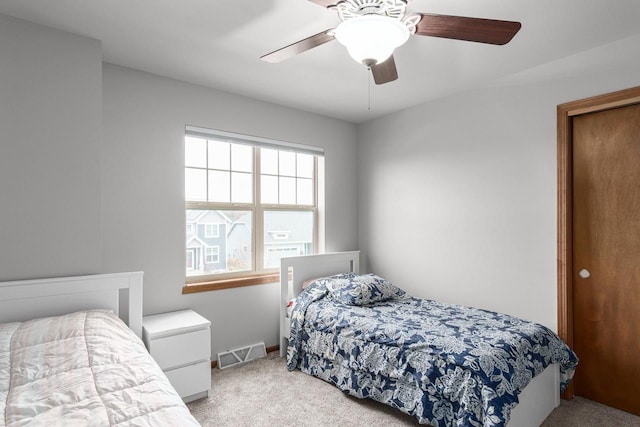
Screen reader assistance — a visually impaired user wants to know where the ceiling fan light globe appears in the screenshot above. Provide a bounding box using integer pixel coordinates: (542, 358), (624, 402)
(334, 15), (409, 65)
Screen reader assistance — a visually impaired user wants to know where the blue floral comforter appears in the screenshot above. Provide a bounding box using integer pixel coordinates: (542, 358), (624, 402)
(287, 283), (578, 427)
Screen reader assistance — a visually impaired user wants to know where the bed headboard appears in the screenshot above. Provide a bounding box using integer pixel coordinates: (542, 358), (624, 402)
(280, 251), (360, 302)
(279, 251), (359, 356)
(0, 272), (143, 338)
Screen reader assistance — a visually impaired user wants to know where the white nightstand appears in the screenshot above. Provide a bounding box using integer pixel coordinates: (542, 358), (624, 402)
(142, 309), (211, 403)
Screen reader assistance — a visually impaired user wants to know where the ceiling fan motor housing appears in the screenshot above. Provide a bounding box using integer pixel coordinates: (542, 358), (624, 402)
(332, 0), (408, 20)
(333, 0), (421, 33)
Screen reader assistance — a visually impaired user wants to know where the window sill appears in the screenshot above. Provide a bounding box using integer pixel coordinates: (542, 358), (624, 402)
(182, 273), (280, 294)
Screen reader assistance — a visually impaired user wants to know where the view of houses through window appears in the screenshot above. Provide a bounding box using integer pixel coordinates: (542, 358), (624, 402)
(186, 209), (252, 276)
(185, 131), (318, 281)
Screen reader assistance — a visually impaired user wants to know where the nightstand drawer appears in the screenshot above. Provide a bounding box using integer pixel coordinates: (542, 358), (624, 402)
(164, 360), (211, 401)
(148, 328), (210, 370)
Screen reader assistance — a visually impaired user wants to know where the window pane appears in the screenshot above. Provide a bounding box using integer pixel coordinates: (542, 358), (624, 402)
(205, 246), (219, 263)
(279, 151), (296, 176)
(231, 172), (252, 203)
(186, 210), (252, 277)
(185, 136), (206, 168)
(296, 153), (314, 178)
(208, 170), (230, 202)
(263, 210), (314, 269)
(204, 223), (219, 237)
(279, 177), (296, 205)
(231, 144), (253, 173)
(208, 139), (230, 170)
(261, 148), (278, 175)
(297, 178), (313, 205)
(261, 175), (278, 204)
(185, 168), (206, 201)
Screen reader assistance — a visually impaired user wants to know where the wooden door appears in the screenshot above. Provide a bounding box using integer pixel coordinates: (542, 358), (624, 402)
(572, 102), (640, 415)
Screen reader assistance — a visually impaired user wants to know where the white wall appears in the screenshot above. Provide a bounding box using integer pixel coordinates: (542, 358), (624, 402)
(101, 64), (359, 356)
(357, 64), (640, 330)
(0, 15), (358, 357)
(0, 15), (102, 281)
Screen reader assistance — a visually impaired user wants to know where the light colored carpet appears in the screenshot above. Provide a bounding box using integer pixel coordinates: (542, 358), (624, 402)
(540, 396), (640, 427)
(187, 353), (640, 426)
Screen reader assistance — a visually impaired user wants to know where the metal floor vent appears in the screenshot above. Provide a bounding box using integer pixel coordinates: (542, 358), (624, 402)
(217, 342), (266, 369)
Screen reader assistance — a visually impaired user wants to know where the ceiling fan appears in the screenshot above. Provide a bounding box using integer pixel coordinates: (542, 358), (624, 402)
(261, 0), (521, 84)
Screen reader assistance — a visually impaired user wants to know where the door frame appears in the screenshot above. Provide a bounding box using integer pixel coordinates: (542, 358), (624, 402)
(557, 85), (640, 399)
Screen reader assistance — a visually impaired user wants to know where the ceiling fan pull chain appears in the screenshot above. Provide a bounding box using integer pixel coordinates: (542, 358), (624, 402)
(367, 69), (371, 111)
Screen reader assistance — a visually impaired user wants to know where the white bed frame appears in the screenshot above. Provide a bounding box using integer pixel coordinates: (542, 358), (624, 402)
(279, 252), (560, 426)
(280, 251), (360, 357)
(0, 272), (144, 338)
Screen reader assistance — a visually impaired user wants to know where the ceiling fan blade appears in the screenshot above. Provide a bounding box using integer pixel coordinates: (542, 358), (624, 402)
(261, 30), (335, 63)
(416, 13), (521, 45)
(306, 0), (339, 7)
(371, 55), (398, 85)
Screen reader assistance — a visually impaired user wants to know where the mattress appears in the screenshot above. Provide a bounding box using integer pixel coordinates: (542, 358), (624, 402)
(0, 310), (200, 426)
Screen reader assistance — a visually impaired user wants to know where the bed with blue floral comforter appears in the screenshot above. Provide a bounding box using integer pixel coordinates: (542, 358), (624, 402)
(287, 273), (578, 427)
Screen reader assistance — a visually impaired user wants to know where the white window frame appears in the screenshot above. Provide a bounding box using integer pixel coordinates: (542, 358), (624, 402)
(204, 223), (219, 238)
(269, 231), (290, 240)
(185, 127), (323, 285)
(205, 246), (220, 264)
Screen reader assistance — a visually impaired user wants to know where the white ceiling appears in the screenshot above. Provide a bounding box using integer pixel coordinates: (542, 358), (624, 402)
(1, 0), (639, 123)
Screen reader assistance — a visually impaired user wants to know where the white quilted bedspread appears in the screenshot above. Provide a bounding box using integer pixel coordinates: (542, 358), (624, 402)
(0, 310), (200, 426)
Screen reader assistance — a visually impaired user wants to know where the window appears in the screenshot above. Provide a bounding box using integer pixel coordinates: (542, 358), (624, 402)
(263, 210), (314, 269)
(204, 224), (219, 238)
(205, 246), (220, 264)
(184, 126), (323, 288)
